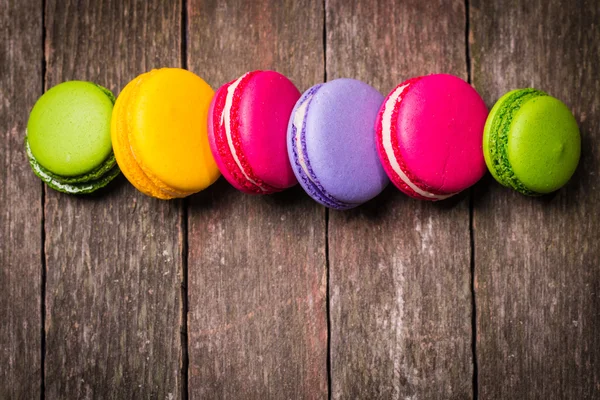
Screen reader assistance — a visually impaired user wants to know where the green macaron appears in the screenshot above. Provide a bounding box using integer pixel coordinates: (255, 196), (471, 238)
(483, 88), (581, 195)
(26, 81), (120, 194)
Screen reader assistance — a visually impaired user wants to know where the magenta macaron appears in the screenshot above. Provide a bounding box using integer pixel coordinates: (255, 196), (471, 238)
(208, 70), (300, 194)
(375, 74), (488, 200)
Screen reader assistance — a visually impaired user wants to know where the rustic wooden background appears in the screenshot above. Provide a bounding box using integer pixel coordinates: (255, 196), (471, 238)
(1, 0), (598, 398)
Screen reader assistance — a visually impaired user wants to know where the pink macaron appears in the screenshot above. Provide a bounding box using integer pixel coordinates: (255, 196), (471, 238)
(208, 70), (300, 194)
(375, 74), (488, 200)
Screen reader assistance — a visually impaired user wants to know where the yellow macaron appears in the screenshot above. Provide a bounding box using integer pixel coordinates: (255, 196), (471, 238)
(111, 68), (220, 199)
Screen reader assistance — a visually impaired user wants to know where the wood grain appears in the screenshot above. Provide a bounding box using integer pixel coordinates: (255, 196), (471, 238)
(43, 1), (184, 398)
(2, 0), (599, 398)
(471, 0), (600, 398)
(0, 0), (43, 398)
(326, 0), (474, 398)
(186, 0), (327, 398)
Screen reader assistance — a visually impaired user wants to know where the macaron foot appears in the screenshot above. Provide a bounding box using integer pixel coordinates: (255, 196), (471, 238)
(26, 141), (120, 194)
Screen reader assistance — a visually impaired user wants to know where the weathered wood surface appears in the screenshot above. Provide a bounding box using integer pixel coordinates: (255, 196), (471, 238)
(471, 0), (600, 398)
(186, 0), (327, 398)
(3, 0), (600, 398)
(0, 0), (43, 398)
(43, 1), (184, 398)
(326, 0), (474, 399)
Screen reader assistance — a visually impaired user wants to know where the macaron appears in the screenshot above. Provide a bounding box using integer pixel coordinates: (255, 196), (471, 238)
(26, 81), (120, 194)
(111, 68), (220, 199)
(287, 78), (388, 210)
(208, 71), (299, 194)
(483, 89), (580, 195)
(375, 74), (488, 200)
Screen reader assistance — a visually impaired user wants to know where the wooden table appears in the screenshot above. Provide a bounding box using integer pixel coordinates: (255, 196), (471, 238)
(1, 0), (599, 398)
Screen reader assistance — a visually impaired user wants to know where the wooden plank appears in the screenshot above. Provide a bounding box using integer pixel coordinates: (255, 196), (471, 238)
(471, 0), (600, 398)
(0, 0), (43, 398)
(43, 1), (184, 398)
(186, 1), (327, 398)
(326, 1), (474, 398)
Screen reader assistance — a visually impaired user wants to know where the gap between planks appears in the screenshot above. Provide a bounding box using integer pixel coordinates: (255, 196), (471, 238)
(40, 0), (47, 398)
(323, 1), (332, 400)
(181, 1), (190, 400)
(464, 0), (478, 398)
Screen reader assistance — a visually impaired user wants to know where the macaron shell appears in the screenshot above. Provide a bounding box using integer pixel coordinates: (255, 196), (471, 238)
(208, 79), (272, 194)
(208, 71), (300, 194)
(288, 84), (350, 209)
(111, 72), (172, 199)
(508, 96), (580, 194)
(27, 81), (114, 176)
(303, 79), (388, 204)
(129, 68), (220, 193)
(375, 77), (452, 201)
(396, 74), (488, 193)
(288, 84), (352, 209)
(237, 71), (299, 189)
(207, 84), (240, 190)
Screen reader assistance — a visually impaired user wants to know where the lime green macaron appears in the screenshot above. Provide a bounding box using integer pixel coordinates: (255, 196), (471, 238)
(26, 81), (120, 194)
(483, 89), (580, 195)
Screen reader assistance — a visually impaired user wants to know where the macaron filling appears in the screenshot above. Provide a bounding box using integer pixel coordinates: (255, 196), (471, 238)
(487, 88), (546, 196)
(377, 79), (456, 200)
(289, 85), (354, 210)
(212, 72), (279, 194)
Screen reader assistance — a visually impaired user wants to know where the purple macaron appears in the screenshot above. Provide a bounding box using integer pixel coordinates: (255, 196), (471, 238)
(287, 78), (388, 210)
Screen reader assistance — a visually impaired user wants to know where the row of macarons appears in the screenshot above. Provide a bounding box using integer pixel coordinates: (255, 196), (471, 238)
(26, 68), (581, 209)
